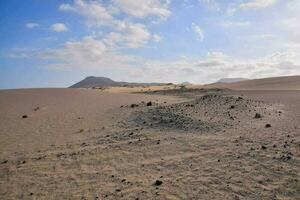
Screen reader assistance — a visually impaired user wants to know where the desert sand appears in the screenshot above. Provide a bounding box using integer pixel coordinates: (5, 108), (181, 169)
(0, 78), (299, 199)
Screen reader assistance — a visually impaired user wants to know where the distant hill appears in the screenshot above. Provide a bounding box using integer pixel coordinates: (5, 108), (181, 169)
(180, 81), (192, 85)
(205, 75), (300, 90)
(70, 76), (164, 88)
(217, 78), (249, 83)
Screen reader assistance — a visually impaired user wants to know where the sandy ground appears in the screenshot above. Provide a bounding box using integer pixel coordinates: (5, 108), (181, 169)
(0, 88), (182, 155)
(0, 87), (299, 199)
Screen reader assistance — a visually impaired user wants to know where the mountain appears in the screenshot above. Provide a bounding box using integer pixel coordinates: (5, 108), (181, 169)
(70, 77), (118, 88)
(70, 76), (163, 88)
(217, 78), (249, 83)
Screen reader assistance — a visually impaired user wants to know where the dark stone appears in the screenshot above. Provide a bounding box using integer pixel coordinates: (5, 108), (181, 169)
(146, 101), (152, 106)
(1, 160), (8, 164)
(154, 180), (163, 186)
(254, 113), (262, 119)
(261, 145), (267, 150)
(33, 107), (40, 111)
(22, 115), (28, 118)
(265, 124), (271, 128)
(131, 104), (138, 108)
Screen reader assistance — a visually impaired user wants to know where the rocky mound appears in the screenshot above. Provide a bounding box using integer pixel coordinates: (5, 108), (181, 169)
(144, 88), (231, 99)
(129, 94), (276, 133)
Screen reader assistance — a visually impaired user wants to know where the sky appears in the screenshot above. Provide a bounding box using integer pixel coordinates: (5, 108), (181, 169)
(0, 0), (300, 89)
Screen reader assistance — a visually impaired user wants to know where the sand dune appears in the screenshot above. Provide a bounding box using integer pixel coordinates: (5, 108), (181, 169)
(206, 75), (300, 90)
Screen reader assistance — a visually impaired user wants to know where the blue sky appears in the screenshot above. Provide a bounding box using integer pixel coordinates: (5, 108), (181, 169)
(1, 0), (300, 89)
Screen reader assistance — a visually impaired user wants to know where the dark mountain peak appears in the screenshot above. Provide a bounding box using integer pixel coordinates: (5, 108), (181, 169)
(70, 76), (117, 88)
(70, 76), (163, 88)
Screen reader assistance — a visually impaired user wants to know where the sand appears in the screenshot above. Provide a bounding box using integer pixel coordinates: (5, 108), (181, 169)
(0, 84), (299, 199)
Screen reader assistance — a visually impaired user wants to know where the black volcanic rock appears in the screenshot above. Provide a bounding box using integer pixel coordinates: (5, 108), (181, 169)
(70, 76), (164, 88)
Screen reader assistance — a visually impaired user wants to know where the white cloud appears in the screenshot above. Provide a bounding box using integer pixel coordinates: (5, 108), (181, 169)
(153, 34), (161, 42)
(131, 50), (300, 83)
(41, 36), (106, 61)
(58, 0), (162, 49)
(238, 34), (277, 41)
(228, 0), (278, 14)
(104, 23), (151, 48)
(50, 23), (68, 32)
(39, 36), (137, 70)
(112, 0), (171, 19)
(14, 41), (300, 83)
(26, 23), (39, 29)
(199, 0), (220, 11)
(221, 20), (251, 28)
(276, 1), (300, 45)
(192, 23), (204, 41)
(59, 0), (115, 27)
(239, 0), (278, 9)
(59, 0), (171, 28)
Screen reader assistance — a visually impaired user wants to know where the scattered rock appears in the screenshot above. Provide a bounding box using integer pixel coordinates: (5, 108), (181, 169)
(154, 180), (163, 186)
(22, 115), (28, 118)
(265, 124), (271, 128)
(254, 113), (262, 119)
(131, 104), (139, 108)
(17, 160), (26, 165)
(146, 101), (152, 106)
(261, 145), (267, 150)
(33, 107), (40, 111)
(1, 160), (8, 164)
(79, 129), (84, 133)
(56, 153), (65, 157)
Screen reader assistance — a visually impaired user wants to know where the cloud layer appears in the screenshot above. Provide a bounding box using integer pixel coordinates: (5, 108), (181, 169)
(10, 0), (300, 84)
